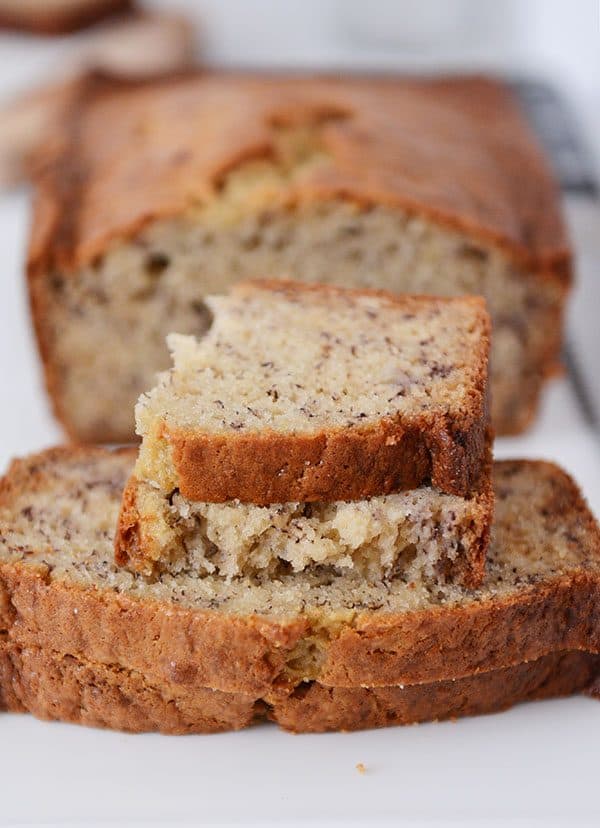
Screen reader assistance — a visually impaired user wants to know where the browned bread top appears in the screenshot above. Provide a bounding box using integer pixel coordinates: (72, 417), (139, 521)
(133, 280), (491, 501)
(27, 71), (570, 283)
(0, 446), (598, 694)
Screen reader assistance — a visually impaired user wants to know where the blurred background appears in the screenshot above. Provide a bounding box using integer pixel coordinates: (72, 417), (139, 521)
(1, 1), (598, 146)
(1, 1), (598, 228)
(0, 2), (598, 98)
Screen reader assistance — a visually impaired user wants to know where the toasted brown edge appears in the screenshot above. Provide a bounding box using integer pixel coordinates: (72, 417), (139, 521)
(148, 281), (492, 502)
(1, 644), (597, 734)
(26, 74), (105, 444)
(0, 643), (260, 734)
(270, 650), (599, 734)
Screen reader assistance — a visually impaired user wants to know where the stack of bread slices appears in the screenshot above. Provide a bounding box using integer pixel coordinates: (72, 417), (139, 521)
(1, 280), (599, 734)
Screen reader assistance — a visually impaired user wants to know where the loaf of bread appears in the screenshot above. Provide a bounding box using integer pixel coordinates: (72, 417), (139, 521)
(0, 0), (132, 34)
(115, 280), (492, 585)
(1, 448), (598, 700)
(27, 72), (571, 442)
(2, 644), (596, 734)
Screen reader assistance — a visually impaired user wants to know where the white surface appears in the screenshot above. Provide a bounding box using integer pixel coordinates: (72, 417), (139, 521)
(0, 187), (599, 828)
(1, 696), (600, 827)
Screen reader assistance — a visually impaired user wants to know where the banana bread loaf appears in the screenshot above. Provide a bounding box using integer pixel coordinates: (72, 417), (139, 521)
(27, 72), (571, 441)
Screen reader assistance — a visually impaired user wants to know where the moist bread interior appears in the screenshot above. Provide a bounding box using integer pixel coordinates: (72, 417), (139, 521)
(0, 450), (595, 618)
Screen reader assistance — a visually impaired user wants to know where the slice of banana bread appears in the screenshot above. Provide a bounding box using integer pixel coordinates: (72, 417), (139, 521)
(116, 467), (493, 586)
(131, 280), (491, 503)
(2, 645), (596, 734)
(27, 72), (571, 442)
(118, 280), (492, 585)
(0, 447), (598, 696)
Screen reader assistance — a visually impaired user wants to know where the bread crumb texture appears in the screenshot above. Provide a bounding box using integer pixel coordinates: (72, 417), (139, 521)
(120, 474), (491, 586)
(0, 448), (596, 619)
(40, 202), (563, 442)
(137, 283), (487, 436)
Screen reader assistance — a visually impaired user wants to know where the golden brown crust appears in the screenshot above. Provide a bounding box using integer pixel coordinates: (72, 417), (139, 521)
(2, 448), (599, 695)
(0, 645), (260, 734)
(0, 561), (311, 695)
(319, 577), (600, 687)
(27, 72), (570, 277)
(144, 281), (492, 503)
(5, 557), (599, 696)
(1, 645), (596, 734)
(165, 372), (489, 502)
(270, 651), (599, 733)
(0, 0), (133, 35)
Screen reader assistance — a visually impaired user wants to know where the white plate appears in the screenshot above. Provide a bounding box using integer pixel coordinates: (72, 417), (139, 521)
(0, 188), (599, 827)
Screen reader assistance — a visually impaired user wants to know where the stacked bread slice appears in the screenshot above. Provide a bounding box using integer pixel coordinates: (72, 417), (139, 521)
(1, 281), (599, 734)
(116, 281), (493, 588)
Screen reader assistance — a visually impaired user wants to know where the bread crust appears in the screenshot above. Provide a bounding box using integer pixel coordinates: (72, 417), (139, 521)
(0, 0), (132, 35)
(4, 557), (599, 695)
(0, 644), (260, 734)
(165, 406), (489, 503)
(136, 281), (493, 503)
(27, 72), (570, 278)
(1, 448), (599, 695)
(1, 645), (596, 734)
(269, 651), (599, 733)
